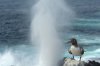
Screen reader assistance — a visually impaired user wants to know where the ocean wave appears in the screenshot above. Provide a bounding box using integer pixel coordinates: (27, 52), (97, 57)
(79, 38), (100, 44)
(0, 45), (38, 66)
(75, 18), (100, 22)
(67, 34), (100, 44)
(82, 48), (100, 62)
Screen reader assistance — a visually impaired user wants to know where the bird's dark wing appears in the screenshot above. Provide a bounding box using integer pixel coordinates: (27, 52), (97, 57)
(80, 47), (84, 55)
(68, 49), (72, 54)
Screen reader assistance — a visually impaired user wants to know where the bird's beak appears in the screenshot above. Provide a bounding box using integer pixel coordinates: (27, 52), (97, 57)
(66, 40), (71, 44)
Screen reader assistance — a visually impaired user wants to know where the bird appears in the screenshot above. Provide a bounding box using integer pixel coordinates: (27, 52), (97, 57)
(67, 38), (84, 61)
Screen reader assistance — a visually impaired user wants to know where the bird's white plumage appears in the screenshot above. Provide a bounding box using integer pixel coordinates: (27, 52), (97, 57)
(69, 45), (83, 56)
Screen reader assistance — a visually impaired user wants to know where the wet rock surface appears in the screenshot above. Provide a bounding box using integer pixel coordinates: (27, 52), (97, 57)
(63, 58), (100, 66)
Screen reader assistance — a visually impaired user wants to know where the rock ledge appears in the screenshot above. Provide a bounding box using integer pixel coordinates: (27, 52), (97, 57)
(63, 58), (100, 66)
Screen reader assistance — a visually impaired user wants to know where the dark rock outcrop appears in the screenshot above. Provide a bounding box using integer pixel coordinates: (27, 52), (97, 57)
(85, 60), (100, 66)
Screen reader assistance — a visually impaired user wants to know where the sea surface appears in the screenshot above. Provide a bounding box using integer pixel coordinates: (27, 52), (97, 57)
(0, 0), (100, 66)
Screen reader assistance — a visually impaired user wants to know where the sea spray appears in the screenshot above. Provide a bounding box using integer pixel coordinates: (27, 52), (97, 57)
(0, 50), (15, 66)
(31, 0), (74, 66)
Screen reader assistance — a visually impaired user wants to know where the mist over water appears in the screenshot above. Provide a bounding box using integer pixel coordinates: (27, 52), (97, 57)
(31, 0), (74, 66)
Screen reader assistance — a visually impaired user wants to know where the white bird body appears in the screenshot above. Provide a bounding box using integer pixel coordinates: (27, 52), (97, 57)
(69, 45), (83, 56)
(67, 38), (84, 60)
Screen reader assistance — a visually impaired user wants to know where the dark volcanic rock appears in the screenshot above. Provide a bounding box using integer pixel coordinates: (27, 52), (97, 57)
(85, 60), (100, 66)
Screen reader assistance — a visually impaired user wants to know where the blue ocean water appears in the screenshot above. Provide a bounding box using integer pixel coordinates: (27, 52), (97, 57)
(0, 0), (100, 66)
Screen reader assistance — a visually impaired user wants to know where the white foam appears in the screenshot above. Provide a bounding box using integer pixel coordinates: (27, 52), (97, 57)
(0, 51), (15, 66)
(94, 49), (100, 53)
(81, 48), (100, 62)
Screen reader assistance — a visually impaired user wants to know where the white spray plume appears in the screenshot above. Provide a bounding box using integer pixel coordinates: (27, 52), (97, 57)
(31, 0), (74, 66)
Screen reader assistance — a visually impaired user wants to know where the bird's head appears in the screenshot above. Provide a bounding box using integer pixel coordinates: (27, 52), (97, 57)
(67, 38), (78, 46)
